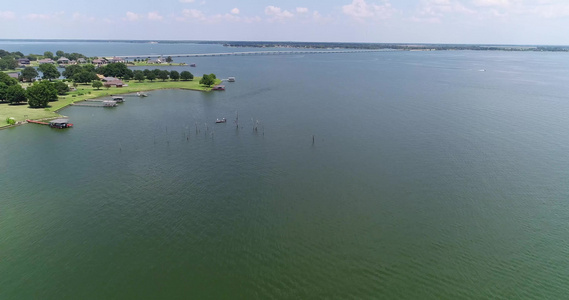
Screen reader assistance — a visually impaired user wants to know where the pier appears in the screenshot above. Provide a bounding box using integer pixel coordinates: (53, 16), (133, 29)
(26, 119), (49, 125)
(115, 49), (387, 59)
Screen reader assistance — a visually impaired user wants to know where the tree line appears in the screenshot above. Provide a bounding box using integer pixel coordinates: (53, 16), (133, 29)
(0, 72), (64, 108)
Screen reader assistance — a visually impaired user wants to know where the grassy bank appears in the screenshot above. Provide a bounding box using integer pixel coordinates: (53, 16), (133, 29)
(0, 77), (221, 128)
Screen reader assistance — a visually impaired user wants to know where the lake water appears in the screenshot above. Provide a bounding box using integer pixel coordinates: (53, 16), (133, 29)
(1, 41), (569, 299)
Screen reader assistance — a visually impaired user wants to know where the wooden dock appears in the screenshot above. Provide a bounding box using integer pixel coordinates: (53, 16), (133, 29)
(72, 103), (107, 107)
(26, 119), (49, 125)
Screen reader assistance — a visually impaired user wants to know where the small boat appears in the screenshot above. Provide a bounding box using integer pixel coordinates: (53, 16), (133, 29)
(215, 118), (227, 123)
(137, 92), (148, 97)
(212, 85), (225, 91)
(190, 63), (196, 67)
(228, 77), (235, 82)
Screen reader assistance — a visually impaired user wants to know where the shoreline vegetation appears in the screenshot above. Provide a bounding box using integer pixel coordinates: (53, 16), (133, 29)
(0, 48), (222, 128)
(0, 77), (222, 129)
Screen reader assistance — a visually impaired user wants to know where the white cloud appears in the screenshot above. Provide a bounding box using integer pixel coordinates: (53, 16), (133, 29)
(342, 0), (396, 20)
(231, 8), (240, 15)
(24, 11), (64, 21)
(125, 11), (141, 21)
(296, 7), (309, 14)
(147, 11), (163, 21)
(72, 12), (95, 22)
(0, 11), (16, 20)
(414, 0), (475, 21)
(265, 6), (294, 19)
(528, 3), (569, 18)
(472, 0), (511, 7)
(181, 9), (205, 20)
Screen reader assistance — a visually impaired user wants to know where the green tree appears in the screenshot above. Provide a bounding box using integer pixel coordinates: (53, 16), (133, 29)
(38, 63), (60, 81)
(199, 74), (215, 87)
(0, 57), (18, 70)
(73, 70), (97, 83)
(169, 70), (180, 81)
(54, 81), (70, 95)
(6, 84), (27, 104)
(143, 69), (151, 77)
(0, 72), (18, 86)
(134, 70), (145, 82)
(146, 72), (156, 82)
(81, 64), (95, 72)
(180, 71), (193, 81)
(56, 50), (65, 57)
(0, 82), (9, 102)
(97, 62), (129, 78)
(21, 66), (39, 82)
(158, 70), (169, 81)
(166, 56), (173, 63)
(27, 81), (58, 108)
(92, 80), (103, 90)
(43, 51), (54, 59)
(62, 64), (82, 79)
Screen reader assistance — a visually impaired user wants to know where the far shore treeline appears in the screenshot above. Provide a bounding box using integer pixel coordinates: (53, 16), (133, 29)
(1, 49), (219, 125)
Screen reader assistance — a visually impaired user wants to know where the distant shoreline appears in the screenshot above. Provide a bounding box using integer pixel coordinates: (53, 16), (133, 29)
(1, 39), (568, 52)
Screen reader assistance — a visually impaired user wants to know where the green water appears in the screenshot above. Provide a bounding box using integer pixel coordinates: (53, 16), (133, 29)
(1, 45), (569, 299)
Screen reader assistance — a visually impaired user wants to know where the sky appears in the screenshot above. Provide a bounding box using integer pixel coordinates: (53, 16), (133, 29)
(1, 0), (569, 45)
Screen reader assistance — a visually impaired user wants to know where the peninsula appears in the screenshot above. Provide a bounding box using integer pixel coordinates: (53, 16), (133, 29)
(0, 49), (222, 128)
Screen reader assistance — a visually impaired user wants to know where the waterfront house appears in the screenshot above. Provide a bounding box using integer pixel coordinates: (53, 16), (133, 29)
(57, 57), (70, 65)
(102, 76), (119, 82)
(110, 57), (125, 63)
(92, 58), (105, 66)
(77, 58), (86, 64)
(17, 58), (30, 66)
(38, 58), (54, 64)
(103, 80), (124, 88)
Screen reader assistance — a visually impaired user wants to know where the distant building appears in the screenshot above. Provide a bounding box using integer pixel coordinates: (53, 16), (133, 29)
(102, 76), (119, 82)
(110, 57), (125, 63)
(18, 58), (30, 66)
(57, 57), (70, 64)
(77, 58), (87, 64)
(103, 80), (124, 88)
(92, 58), (106, 66)
(38, 58), (54, 64)
(148, 59), (161, 64)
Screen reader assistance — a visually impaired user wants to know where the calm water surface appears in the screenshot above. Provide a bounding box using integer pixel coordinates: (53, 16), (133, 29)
(1, 42), (569, 299)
